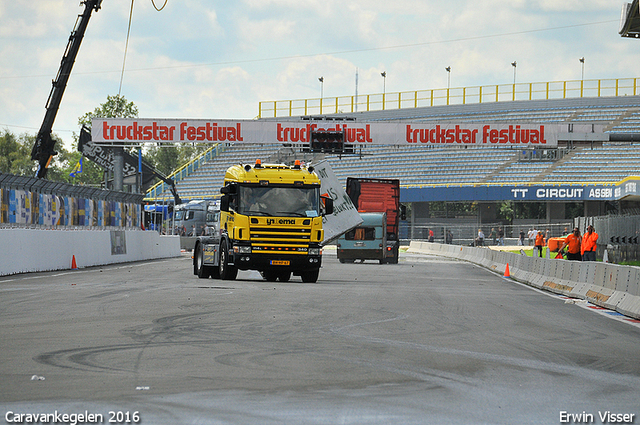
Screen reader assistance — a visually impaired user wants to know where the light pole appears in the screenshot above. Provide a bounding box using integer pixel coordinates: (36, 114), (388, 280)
(381, 71), (386, 109)
(445, 66), (451, 104)
(511, 61), (517, 101)
(579, 57), (585, 97)
(318, 76), (324, 113)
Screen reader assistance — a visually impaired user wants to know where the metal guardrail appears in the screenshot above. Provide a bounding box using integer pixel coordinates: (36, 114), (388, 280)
(258, 77), (640, 118)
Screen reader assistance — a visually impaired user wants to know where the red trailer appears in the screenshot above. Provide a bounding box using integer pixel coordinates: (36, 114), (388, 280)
(342, 178), (406, 264)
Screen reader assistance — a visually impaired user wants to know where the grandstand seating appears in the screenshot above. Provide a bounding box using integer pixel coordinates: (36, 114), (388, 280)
(149, 95), (640, 201)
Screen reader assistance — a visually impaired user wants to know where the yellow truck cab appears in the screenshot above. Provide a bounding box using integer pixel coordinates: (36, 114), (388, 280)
(193, 160), (333, 283)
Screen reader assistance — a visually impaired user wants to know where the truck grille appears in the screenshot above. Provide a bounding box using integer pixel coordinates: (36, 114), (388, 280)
(250, 226), (311, 253)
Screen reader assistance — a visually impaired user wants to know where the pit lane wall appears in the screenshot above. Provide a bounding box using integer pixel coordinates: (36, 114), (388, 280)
(408, 242), (640, 320)
(0, 228), (180, 276)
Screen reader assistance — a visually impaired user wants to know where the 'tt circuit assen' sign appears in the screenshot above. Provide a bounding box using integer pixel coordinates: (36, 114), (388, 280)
(402, 184), (621, 203)
(91, 119), (605, 147)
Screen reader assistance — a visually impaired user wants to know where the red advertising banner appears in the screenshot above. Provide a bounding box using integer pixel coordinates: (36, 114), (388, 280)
(92, 118), (606, 147)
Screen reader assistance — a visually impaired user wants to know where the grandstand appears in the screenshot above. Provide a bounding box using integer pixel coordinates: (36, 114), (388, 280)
(149, 94), (640, 202)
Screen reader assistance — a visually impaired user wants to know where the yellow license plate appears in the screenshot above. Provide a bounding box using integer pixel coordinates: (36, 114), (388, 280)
(270, 260), (290, 266)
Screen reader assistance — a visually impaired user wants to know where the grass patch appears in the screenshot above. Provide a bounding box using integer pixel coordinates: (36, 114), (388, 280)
(501, 247), (554, 258)
(619, 260), (640, 267)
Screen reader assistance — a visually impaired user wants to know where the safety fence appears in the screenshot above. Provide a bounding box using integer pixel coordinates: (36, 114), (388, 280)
(574, 215), (640, 263)
(404, 222), (572, 247)
(0, 173), (144, 229)
(259, 77), (640, 118)
(408, 241), (640, 320)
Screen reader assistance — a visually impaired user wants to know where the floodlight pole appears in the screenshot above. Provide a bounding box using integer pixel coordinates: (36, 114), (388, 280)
(446, 66), (451, 105)
(318, 76), (324, 113)
(511, 61), (517, 100)
(381, 71), (386, 110)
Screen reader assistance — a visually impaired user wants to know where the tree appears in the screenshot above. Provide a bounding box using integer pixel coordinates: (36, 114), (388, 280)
(0, 129), (37, 176)
(78, 94), (139, 127)
(70, 94), (140, 186)
(146, 143), (180, 176)
(77, 94), (206, 182)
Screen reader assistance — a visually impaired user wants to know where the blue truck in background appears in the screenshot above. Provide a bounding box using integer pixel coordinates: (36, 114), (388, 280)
(337, 212), (388, 263)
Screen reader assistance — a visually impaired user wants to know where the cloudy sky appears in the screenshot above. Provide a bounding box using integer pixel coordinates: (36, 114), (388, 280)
(0, 0), (635, 150)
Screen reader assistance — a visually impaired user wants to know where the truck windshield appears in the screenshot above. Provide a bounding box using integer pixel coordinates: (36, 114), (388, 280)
(238, 186), (319, 218)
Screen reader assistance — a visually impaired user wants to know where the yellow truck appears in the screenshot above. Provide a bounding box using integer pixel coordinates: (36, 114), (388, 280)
(193, 160), (333, 283)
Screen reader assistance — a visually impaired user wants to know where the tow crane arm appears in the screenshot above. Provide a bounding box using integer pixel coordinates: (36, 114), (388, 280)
(147, 167), (182, 206)
(31, 0), (103, 178)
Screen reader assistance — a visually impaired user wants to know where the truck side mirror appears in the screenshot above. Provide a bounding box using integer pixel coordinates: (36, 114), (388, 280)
(220, 183), (237, 195)
(322, 197), (334, 215)
(400, 204), (407, 221)
(220, 195), (229, 212)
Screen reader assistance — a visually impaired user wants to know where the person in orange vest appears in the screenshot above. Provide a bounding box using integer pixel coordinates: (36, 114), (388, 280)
(559, 227), (582, 261)
(534, 230), (546, 257)
(581, 225), (599, 261)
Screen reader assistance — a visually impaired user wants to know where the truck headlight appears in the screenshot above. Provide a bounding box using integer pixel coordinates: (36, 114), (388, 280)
(308, 247), (321, 256)
(234, 246), (252, 254)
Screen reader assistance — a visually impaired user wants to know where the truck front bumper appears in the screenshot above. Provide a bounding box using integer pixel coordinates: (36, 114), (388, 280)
(231, 252), (322, 272)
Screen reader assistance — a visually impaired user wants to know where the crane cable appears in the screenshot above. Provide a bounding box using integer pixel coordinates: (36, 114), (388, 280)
(118, 0), (167, 97)
(151, 0), (168, 11)
(117, 0), (135, 97)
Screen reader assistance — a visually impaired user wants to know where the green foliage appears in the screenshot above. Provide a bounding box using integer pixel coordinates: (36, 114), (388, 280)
(497, 201), (514, 221)
(3, 93), (215, 187)
(145, 144), (180, 176)
(514, 202), (546, 220)
(145, 143), (211, 177)
(428, 201), (477, 218)
(78, 94), (139, 127)
(0, 129), (36, 176)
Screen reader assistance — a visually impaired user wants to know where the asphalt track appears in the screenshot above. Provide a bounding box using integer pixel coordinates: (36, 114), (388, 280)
(1, 250), (639, 425)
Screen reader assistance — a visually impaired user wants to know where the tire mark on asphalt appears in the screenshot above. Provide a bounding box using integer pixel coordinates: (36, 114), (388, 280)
(328, 314), (640, 389)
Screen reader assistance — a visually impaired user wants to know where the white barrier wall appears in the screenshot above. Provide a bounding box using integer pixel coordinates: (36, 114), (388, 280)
(408, 242), (640, 320)
(0, 228), (181, 276)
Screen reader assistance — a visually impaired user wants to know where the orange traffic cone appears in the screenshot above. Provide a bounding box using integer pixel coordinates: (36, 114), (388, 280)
(503, 263), (510, 278)
(71, 255), (78, 270)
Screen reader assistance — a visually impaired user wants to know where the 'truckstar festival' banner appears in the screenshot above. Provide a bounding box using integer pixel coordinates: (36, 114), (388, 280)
(89, 118), (602, 148)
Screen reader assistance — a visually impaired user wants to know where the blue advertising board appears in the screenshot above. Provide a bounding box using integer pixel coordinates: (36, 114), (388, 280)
(400, 177), (640, 203)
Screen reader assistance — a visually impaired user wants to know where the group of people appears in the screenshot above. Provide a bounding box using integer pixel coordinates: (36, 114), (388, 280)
(476, 225), (600, 262)
(558, 225), (599, 261)
(476, 227), (505, 246)
(517, 227), (550, 247)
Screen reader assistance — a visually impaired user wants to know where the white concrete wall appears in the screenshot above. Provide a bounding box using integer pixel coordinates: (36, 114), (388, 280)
(0, 228), (181, 276)
(408, 241), (640, 320)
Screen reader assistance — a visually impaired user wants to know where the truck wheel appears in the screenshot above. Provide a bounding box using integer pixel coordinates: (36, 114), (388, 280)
(391, 247), (399, 264)
(219, 240), (237, 280)
(193, 243), (200, 275)
(300, 269), (319, 283)
(262, 270), (278, 282)
(278, 272), (291, 282)
(196, 247), (211, 279)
